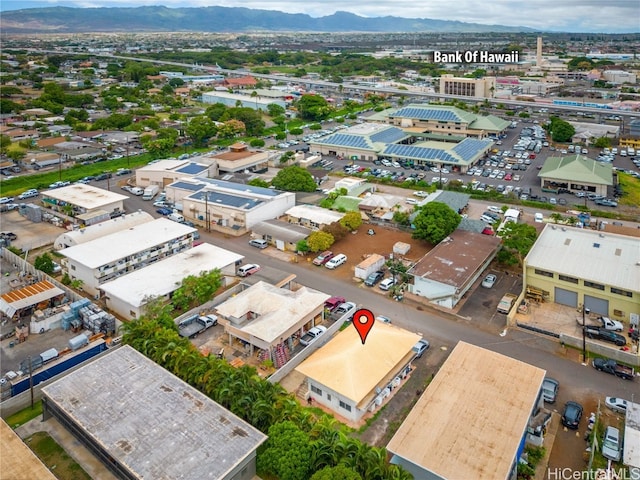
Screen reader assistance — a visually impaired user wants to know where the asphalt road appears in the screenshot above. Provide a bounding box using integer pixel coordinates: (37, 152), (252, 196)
(119, 184), (636, 402)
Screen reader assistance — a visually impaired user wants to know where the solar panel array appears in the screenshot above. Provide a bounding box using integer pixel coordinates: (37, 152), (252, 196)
(189, 191), (263, 210)
(370, 127), (407, 144)
(452, 139), (493, 161)
(317, 134), (369, 149)
(391, 107), (461, 122)
(172, 181), (202, 191)
(383, 144), (458, 163)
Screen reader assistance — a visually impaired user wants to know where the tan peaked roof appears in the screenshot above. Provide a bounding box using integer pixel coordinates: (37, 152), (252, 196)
(1, 420), (57, 480)
(296, 322), (420, 406)
(387, 342), (545, 480)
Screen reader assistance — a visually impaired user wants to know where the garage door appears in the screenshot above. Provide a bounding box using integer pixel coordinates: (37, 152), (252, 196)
(584, 295), (609, 316)
(555, 287), (578, 308)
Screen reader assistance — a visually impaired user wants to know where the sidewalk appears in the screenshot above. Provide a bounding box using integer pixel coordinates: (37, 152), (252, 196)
(15, 416), (117, 480)
(535, 412), (561, 480)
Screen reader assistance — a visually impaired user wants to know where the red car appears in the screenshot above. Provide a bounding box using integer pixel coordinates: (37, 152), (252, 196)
(312, 250), (334, 266)
(504, 173), (512, 181)
(324, 296), (346, 311)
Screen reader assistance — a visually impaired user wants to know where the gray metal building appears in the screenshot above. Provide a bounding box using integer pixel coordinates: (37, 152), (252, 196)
(41, 345), (267, 480)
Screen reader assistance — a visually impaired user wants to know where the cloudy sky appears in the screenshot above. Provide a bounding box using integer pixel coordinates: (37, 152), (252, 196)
(2, 0), (638, 33)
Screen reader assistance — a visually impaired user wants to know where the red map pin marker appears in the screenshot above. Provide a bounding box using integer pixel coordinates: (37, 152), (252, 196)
(353, 308), (375, 345)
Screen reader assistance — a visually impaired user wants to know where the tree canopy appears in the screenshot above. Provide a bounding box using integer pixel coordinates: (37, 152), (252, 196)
(271, 165), (317, 192)
(411, 202), (461, 244)
(496, 222), (538, 267)
(34, 253), (55, 275)
(339, 211), (362, 231)
(545, 116), (576, 143)
(296, 94), (333, 121)
(307, 231), (334, 252)
(185, 115), (217, 147)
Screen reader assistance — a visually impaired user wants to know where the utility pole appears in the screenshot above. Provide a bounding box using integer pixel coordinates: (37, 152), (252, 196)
(582, 306), (590, 364)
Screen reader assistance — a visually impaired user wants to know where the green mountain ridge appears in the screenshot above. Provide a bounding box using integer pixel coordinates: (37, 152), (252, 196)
(0, 5), (537, 33)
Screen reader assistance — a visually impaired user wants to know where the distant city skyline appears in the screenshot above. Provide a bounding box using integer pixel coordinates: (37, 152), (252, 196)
(1, 0), (638, 33)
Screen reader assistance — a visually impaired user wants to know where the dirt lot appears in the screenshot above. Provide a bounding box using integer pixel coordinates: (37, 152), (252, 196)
(313, 225), (433, 283)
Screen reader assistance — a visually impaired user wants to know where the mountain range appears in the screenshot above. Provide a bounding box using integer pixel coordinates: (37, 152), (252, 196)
(0, 6), (536, 34)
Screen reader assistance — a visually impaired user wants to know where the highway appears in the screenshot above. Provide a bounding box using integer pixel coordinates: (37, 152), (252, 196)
(25, 48), (640, 118)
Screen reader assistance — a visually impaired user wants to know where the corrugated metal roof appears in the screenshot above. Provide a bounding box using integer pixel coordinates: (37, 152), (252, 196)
(538, 154), (613, 184)
(525, 224), (640, 292)
(0, 281), (65, 317)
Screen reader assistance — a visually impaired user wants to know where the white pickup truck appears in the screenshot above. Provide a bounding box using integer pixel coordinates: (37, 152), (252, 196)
(178, 314), (218, 338)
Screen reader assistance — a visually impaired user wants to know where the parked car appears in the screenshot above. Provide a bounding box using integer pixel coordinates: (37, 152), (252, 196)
(0, 197), (15, 205)
(379, 277), (396, 291)
(542, 378), (559, 403)
(364, 270), (384, 287)
(324, 296), (345, 312)
(487, 206), (502, 214)
(237, 263), (260, 277)
(17, 189), (38, 200)
(0, 232), (17, 241)
(412, 339), (430, 359)
(561, 401), (583, 429)
(481, 274), (497, 289)
(332, 301), (357, 321)
(248, 239), (268, 249)
(601, 426), (622, 462)
(299, 326), (328, 346)
(375, 315), (392, 324)
(584, 327), (627, 346)
(605, 397), (628, 415)
(312, 250), (334, 266)
(156, 207), (172, 216)
(325, 253), (347, 269)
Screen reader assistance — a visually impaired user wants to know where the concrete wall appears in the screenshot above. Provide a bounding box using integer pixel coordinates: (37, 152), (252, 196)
(559, 333), (640, 368)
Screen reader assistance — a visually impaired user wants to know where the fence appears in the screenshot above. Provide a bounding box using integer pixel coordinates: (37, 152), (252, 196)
(1, 248), (84, 303)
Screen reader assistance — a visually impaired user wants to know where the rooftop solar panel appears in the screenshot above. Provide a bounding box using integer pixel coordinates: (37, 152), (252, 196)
(392, 107), (462, 122)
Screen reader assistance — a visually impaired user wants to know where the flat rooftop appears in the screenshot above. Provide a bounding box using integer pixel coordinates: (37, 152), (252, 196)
(60, 218), (196, 268)
(296, 322), (420, 407)
(387, 342), (545, 480)
(99, 243), (244, 307)
(525, 224), (640, 292)
(42, 184), (127, 209)
(42, 346), (266, 480)
(285, 205), (345, 225)
(215, 281), (329, 345)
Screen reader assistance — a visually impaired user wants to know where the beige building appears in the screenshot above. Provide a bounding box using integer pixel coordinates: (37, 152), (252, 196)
(215, 281), (330, 367)
(296, 322), (421, 423)
(386, 104), (510, 139)
(41, 184), (127, 224)
(439, 74), (496, 98)
(135, 159), (214, 188)
(284, 205), (345, 230)
(1, 421), (57, 480)
(387, 342), (546, 480)
(524, 224), (640, 326)
(207, 143), (270, 173)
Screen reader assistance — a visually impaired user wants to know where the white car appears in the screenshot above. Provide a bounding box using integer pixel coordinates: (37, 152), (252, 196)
(18, 189), (39, 200)
(379, 277), (396, 291)
(481, 274), (497, 288)
(375, 315), (392, 324)
(299, 326), (328, 346)
(487, 206), (502, 214)
(413, 191), (429, 197)
(605, 397), (628, 415)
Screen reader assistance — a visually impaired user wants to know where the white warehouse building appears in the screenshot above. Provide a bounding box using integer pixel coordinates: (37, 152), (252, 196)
(100, 243), (244, 320)
(60, 218), (196, 297)
(165, 178), (296, 236)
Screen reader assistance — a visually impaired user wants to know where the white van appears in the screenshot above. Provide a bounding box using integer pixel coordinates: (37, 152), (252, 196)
(168, 212), (185, 223)
(534, 213), (544, 223)
(249, 239), (268, 249)
(325, 253), (347, 269)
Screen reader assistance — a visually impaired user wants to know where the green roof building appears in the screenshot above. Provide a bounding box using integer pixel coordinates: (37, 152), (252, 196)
(537, 154), (613, 196)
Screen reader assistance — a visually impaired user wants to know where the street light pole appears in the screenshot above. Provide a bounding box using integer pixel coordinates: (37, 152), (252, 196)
(582, 306), (590, 364)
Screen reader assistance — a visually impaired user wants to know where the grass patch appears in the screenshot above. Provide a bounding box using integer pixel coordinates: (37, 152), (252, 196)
(615, 172), (640, 207)
(5, 400), (43, 429)
(26, 431), (92, 480)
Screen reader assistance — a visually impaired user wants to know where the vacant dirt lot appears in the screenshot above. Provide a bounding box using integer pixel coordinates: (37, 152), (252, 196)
(314, 225), (432, 283)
